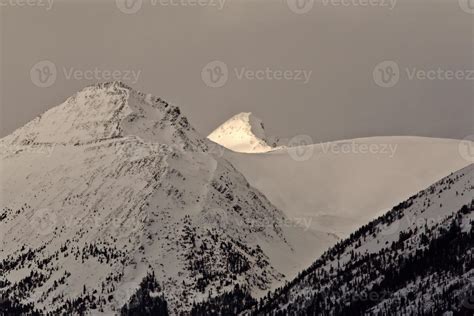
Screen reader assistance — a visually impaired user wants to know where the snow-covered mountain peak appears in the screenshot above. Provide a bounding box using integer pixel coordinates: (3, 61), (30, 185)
(0, 84), (336, 314)
(1, 81), (207, 151)
(208, 112), (277, 153)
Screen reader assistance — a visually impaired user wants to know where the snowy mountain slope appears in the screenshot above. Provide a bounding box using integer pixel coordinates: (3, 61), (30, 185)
(0, 82), (205, 150)
(208, 112), (278, 154)
(255, 164), (474, 315)
(0, 82), (335, 315)
(220, 135), (471, 238)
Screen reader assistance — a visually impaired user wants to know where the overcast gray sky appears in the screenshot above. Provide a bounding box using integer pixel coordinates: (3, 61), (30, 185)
(0, 0), (472, 142)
